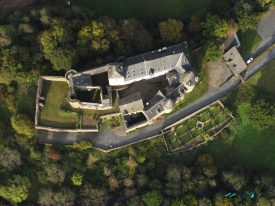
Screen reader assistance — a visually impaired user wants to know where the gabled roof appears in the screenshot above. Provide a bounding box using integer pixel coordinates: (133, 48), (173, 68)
(223, 46), (247, 75)
(108, 65), (124, 79)
(123, 43), (190, 82)
(119, 92), (144, 114)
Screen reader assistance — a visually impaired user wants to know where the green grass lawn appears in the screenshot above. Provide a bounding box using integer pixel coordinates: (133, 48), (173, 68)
(246, 58), (275, 94)
(171, 139), (181, 150)
(238, 30), (262, 58)
(39, 81), (78, 129)
(72, 0), (213, 22)
(199, 58), (275, 171)
(187, 119), (197, 130)
(179, 134), (192, 144)
(199, 112), (210, 122)
(176, 126), (187, 136)
(190, 128), (203, 138)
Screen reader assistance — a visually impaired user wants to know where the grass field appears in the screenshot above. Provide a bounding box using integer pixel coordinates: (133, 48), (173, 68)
(39, 81), (78, 129)
(188, 58), (275, 171)
(72, 0), (214, 22)
(238, 30), (262, 58)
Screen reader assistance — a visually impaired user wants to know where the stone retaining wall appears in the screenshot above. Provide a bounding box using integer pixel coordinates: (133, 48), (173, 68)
(35, 125), (98, 132)
(163, 100), (225, 130)
(35, 75), (99, 132)
(99, 113), (121, 119)
(93, 134), (162, 153)
(81, 65), (109, 75)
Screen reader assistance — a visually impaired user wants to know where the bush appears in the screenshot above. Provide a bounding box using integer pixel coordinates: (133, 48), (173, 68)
(72, 141), (93, 150)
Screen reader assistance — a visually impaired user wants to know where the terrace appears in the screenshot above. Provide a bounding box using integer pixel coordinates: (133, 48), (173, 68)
(163, 102), (234, 153)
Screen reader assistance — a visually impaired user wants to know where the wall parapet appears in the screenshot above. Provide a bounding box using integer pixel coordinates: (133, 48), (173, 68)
(35, 125), (98, 132)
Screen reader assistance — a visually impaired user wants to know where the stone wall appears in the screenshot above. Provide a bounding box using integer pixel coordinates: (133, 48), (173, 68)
(163, 100), (225, 130)
(35, 75), (99, 132)
(35, 125), (98, 132)
(93, 134), (162, 153)
(81, 65), (109, 75)
(99, 113), (121, 119)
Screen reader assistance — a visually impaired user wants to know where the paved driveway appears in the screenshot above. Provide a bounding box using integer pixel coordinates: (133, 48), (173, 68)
(248, 9), (275, 59)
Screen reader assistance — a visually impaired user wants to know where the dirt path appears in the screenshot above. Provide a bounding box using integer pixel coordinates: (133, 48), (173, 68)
(0, 0), (34, 12)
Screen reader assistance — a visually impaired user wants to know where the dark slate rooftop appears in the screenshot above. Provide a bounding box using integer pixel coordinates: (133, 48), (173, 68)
(118, 92), (144, 114)
(223, 46), (247, 75)
(71, 74), (93, 86)
(123, 42), (190, 82)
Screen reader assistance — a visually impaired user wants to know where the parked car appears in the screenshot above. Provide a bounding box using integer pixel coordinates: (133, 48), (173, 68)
(246, 57), (253, 64)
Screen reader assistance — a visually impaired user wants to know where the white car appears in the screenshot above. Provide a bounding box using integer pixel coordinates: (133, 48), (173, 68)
(246, 58), (253, 64)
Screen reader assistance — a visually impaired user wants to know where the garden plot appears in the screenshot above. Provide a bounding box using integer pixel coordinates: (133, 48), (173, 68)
(163, 102), (234, 153)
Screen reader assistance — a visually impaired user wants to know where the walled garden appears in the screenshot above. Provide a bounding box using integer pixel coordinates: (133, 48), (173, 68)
(164, 102), (233, 153)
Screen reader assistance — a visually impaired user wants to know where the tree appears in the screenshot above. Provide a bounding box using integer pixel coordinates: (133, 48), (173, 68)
(108, 176), (119, 190)
(44, 164), (65, 184)
(201, 13), (229, 39)
(227, 19), (239, 37)
(87, 152), (99, 166)
(166, 166), (181, 182)
(172, 194), (198, 206)
(137, 174), (148, 188)
(223, 171), (247, 191)
(53, 188), (75, 206)
(127, 196), (145, 206)
(41, 18), (78, 71)
(120, 18), (153, 53)
(204, 41), (222, 62)
(80, 184), (109, 206)
(126, 156), (138, 170)
(38, 188), (75, 206)
(237, 12), (260, 32)
(158, 19), (183, 43)
(214, 193), (234, 206)
(142, 190), (162, 206)
(72, 140), (93, 150)
(258, 0), (271, 7)
(0, 175), (31, 204)
(71, 172), (84, 186)
(124, 178), (134, 187)
(246, 99), (275, 130)
(188, 16), (202, 33)
(203, 166), (217, 178)
(0, 147), (22, 170)
(196, 154), (214, 167)
(45, 147), (61, 162)
(38, 188), (56, 206)
(11, 113), (34, 138)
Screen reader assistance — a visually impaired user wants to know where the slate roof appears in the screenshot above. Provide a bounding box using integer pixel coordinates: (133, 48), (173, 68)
(71, 74), (93, 86)
(119, 92), (144, 114)
(223, 46), (247, 75)
(123, 43), (190, 82)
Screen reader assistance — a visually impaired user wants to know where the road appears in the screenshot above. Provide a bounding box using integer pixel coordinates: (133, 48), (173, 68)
(38, 9), (275, 150)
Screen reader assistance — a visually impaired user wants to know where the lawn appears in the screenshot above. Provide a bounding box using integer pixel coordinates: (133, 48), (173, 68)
(176, 126), (187, 136)
(238, 29), (262, 58)
(39, 81), (78, 129)
(199, 112), (210, 122)
(171, 139), (181, 150)
(72, 0), (214, 22)
(246, 58), (275, 94)
(179, 134), (192, 144)
(200, 57), (275, 171)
